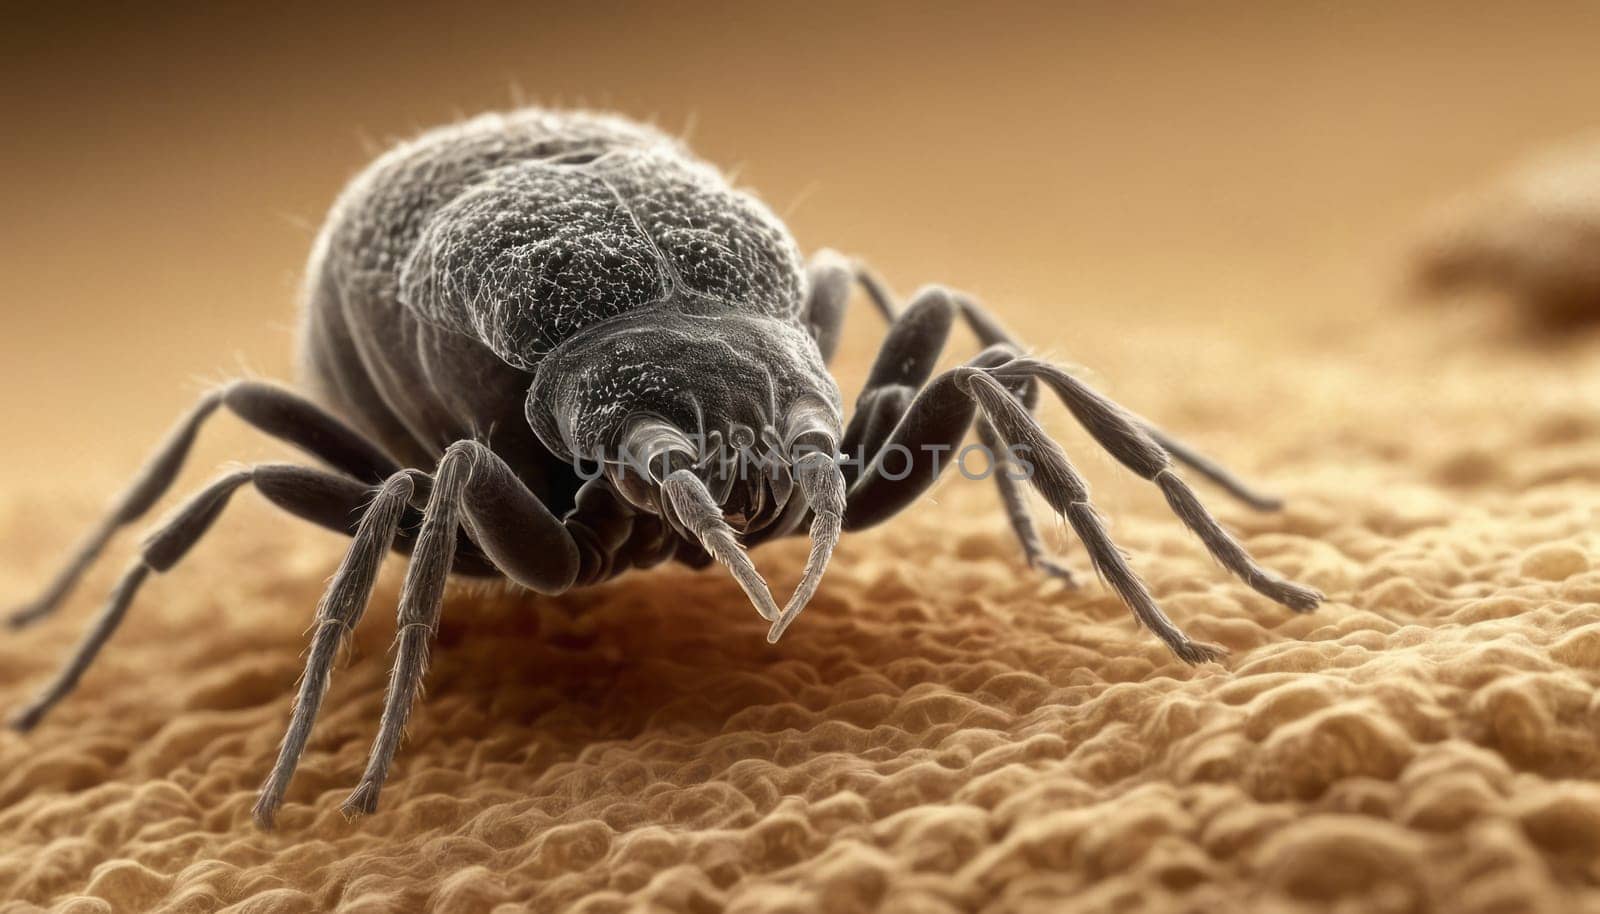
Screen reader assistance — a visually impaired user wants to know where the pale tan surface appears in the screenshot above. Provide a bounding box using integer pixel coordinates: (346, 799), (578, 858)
(3, 4), (1600, 913)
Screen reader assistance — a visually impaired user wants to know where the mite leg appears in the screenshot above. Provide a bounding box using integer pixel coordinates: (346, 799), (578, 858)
(940, 288), (1285, 510)
(839, 287), (959, 475)
(832, 360), (1226, 662)
(770, 345), (1016, 638)
(965, 343), (1077, 585)
(8, 464), (395, 732)
(835, 285), (1074, 581)
(801, 249), (895, 364)
(252, 470), (416, 828)
(987, 358), (1321, 611)
(839, 349), (1006, 530)
(959, 368), (1234, 663)
(262, 447), (611, 827)
(838, 268), (1287, 568)
(838, 385), (914, 488)
(340, 440), (601, 817)
(8, 382), (402, 629)
(1141, 426), (1282, 512)
(843, 264), (1288, 510)
(977, 406), (1077, 585)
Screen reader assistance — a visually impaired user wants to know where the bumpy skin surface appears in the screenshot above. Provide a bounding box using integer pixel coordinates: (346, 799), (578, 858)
(297, 109), (835, 512)
(5, 305), (1600, 913)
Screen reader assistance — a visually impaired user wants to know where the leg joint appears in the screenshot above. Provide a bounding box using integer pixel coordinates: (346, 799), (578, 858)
(141, 470), (254, 572)
(375, 470), (417, 501)
(442, 439), (488, 469)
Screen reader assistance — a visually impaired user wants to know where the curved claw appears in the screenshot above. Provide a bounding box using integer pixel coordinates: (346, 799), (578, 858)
(766, 451), (846, 643)
(661, 469), (782, 622)
(1172, 638), (1229, 665)
(342, 779), (382, 819)
(704, 524), (782, 622)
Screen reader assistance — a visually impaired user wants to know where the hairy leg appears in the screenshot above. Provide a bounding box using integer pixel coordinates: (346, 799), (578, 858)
(977, 414), (1077, 584)
(833, 283), (1074, 580)
(340, 440), (611, 817)
(833, 259), (1290, 571)
(961, 367), (1232, 662)
(942, 285), (1288, 510)
(252, 470), (416, 828)
(846, 260), (1289, 505)
(338, 444), (466, 817)
(1142, 426), (1283, 512)
(254, 445), (610, 826)
(8, 381), (400, 629)
(839, 358), (1220, 659)
(835, 356), (1321, 661)
(987, 358), (1320, 611)
(8, 464), (391, 731)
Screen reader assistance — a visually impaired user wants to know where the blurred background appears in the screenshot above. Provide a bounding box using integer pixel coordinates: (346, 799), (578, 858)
(3, 1), (1600, 489)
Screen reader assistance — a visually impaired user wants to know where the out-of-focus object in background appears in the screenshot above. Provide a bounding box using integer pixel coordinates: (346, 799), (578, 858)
(1412, 138), (1600, 331)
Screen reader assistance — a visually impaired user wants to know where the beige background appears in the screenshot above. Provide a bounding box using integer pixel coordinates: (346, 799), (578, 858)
(4, 2), (1599, 484)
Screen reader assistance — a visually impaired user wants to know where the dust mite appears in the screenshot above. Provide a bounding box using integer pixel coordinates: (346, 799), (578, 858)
(6, 109), (1321, 827)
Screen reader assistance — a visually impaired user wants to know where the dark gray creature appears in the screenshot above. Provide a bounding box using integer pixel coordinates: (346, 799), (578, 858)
(6, 109), (1321, 828)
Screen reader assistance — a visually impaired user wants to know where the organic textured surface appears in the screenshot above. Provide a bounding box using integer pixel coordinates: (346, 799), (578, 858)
(2, 297), (1598, 912)
(1413, 137), (1600, 331)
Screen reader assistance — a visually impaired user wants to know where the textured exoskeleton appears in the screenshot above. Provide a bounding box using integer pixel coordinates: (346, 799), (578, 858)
(6, 109), (1321, 828)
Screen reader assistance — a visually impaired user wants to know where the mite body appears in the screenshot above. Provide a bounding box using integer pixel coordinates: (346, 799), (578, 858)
(7, 109), (1321, 827)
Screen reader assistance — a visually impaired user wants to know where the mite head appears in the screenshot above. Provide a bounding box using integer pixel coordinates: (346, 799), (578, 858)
(526, 311), (847, 640)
